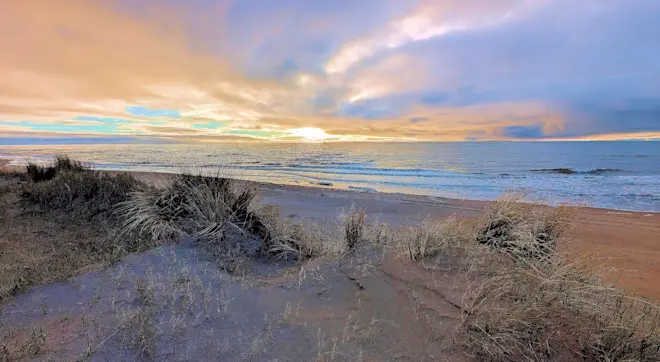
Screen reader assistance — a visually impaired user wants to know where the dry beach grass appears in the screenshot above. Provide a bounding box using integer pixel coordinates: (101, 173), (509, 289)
(0, 157), (659, 361)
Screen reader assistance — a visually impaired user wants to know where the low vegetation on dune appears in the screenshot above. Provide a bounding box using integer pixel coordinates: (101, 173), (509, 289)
(0, 157), (152, 301)
(117, 172), (343, 269)
(402, 194), (660, 362)
(475, 193), (574, 260)
(1, 159), (340, 302)
(1, 157), (659, 361)
(25, 155), (87, 182)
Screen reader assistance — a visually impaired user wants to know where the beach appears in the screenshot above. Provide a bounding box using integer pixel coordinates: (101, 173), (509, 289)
(121, 170), (660, 298)
(2, 162), (660, 360)
(3, 159), (659, 298)
(3, 141), (660, 212)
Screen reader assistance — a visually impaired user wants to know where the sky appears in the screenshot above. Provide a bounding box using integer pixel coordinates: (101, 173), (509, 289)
(1, 0), (659, 143)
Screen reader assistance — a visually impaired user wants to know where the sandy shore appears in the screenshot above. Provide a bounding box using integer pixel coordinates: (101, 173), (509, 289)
(4, 163), (660, 298)
(117, 170), (660, 298)
(266, 182), (660, 299)
(2, 164), (659, 360)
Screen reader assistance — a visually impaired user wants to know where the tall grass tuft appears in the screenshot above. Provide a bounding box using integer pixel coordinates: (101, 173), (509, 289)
(460, 255), (660, 361)
(25, 155), (88, 182)
(456, 194), (660, 361)
(117, 173), (265, 255)
(21, 170), (141, 219)
(343, 208), (366, 250)
(401, 217), (473, 260)
(475, 193), (574, 260)
(118, 174), (340, 263)
(261, 205), (343, 260)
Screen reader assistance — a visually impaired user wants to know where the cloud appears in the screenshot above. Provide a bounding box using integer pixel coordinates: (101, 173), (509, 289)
(126, 106), (181, 118)
(324, 0), (541, 74)
(1, 0), (659, 143)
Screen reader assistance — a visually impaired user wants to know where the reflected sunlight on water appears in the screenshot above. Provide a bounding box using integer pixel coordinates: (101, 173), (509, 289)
(2, 141), (660, 211)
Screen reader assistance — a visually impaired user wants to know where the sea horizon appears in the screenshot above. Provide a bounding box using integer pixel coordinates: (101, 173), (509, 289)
(3, 140), (659, 212)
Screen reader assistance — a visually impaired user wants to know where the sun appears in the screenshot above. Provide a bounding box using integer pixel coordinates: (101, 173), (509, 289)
(290, 127), (329, 142)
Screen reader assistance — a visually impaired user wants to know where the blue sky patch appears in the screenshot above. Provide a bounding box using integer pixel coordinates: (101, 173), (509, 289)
(192, 121), (225, 129)
(126, 106), (181, 118)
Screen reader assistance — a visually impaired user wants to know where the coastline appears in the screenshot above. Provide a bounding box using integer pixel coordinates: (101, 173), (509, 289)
(2, 160), (660, 360)
(3, 161), (660, 297)
(118, 170), (660, 298)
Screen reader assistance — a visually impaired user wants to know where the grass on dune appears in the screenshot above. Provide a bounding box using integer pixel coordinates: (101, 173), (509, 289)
(1, 156), (658, 361)
(389, 193), (660, 361)
(0, 157), (152, 301)
(25, 155), (87, 182)
(475, 192), (574, 260)
(117, 172), (344, 266)
(460, 255), (660, 361)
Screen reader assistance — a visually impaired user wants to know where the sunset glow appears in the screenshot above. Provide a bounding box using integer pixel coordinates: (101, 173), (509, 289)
(1, 0), (659, 144)
(289, 128), (331, 142)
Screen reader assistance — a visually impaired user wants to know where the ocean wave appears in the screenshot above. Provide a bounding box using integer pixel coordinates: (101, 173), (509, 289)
(607, 154), (651, 158)
(224, 163), (457, 177)
(530, 168), (626, 175)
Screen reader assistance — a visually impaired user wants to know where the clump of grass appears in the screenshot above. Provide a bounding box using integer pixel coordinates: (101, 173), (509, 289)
(118, 173), (265, 256)
(343, 208), (366, 250)
(119, 173), (346, 264)
(21, 171), (141, 220)
(25, 155), (87, 182)
(263, 208), (342, 261)
(475, 193), (574, 260)
(448, 194), (660, 361)
(460, 255), (660, 361)
(1, 156), (151, 301)
(400, 217), (472, 260)
(25, 163), (57, 182)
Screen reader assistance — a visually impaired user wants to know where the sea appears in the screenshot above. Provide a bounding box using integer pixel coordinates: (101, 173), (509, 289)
(2, 141), (659, 212)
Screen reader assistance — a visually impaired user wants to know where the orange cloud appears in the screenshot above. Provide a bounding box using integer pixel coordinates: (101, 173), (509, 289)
(0, 0), (574, 142)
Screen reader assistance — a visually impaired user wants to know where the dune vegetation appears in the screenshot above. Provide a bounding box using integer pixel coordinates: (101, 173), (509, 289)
(0, 156), (658, 361)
